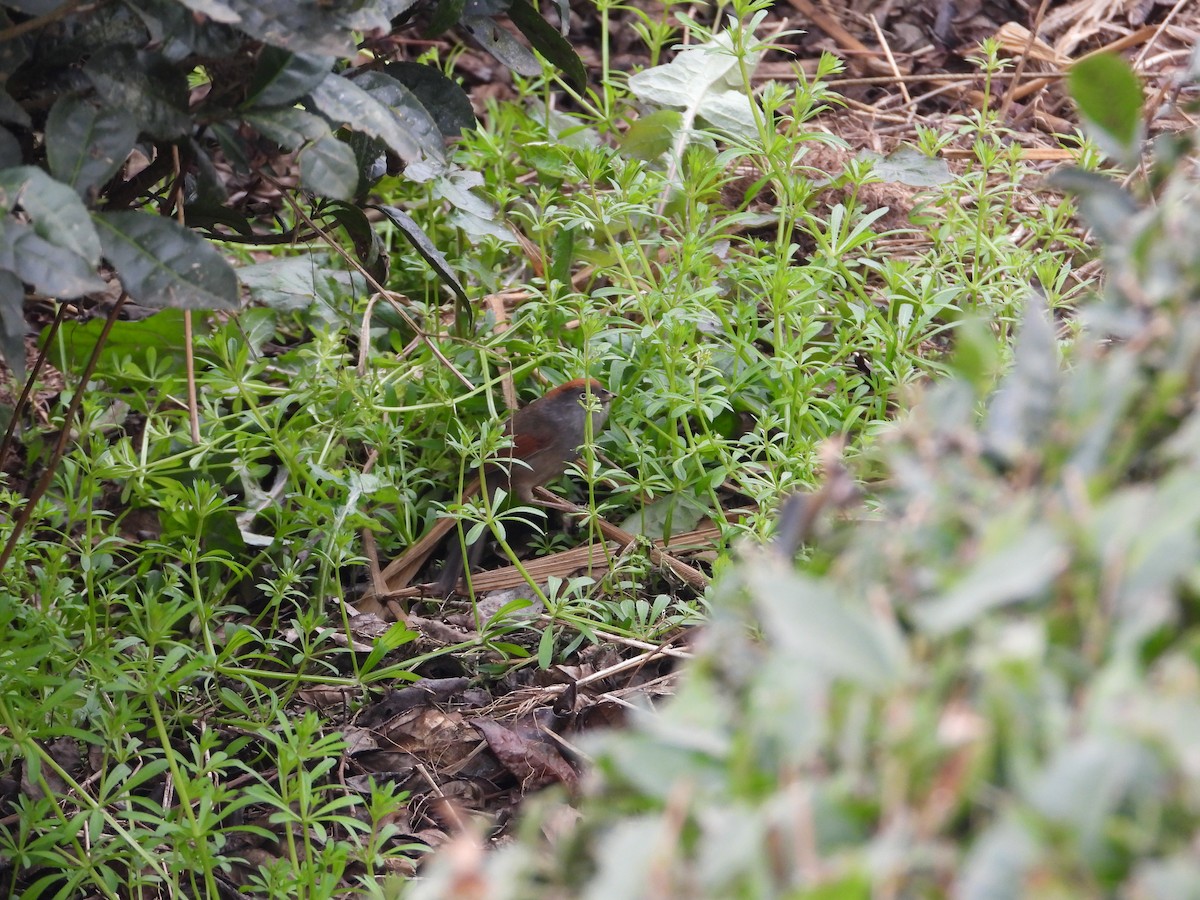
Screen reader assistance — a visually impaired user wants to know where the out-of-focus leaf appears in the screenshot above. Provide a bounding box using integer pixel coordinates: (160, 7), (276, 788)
(382, 62), (476, 138)
(506, 0), (586, 91)
(371, 203), (468, 306)
(913, 523), (1066, 636)
(84, 47), (189, 140)
(459, 15), (542, 77)
(244, 48), (332, 108)
(171, 0), (240, 23)
(423, 0), (466, 38)
(982, 293), (1059, 464)
(744, 556), (906, 689)
(298, 134), (357, 200)
(1046, 167), (1138, 247)
(47, 308), (188, 374)
(0, 167), (101, 266)
(956, 816), (1039, 900)
(0, 126), (20, 169)
(620, 109), (682, 160)
(619, 492), (706, 542)
(0, 87), (29, 128)
(0, 220), (105, 298)
(1069, 53), (1143, 168)
(0, 269), (24, 381)
(862, 146), (953, 186)
(93, 211), (238, 309)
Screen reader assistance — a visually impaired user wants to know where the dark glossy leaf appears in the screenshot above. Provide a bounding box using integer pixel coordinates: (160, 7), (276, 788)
(184, 203), (253, 236)
(84, 47), (189, 140)
(0, 126), (18, 169)
(0, 166), (101, 265)
(298, 134), (358, 200)
(245, 48), (333, 108)
(45, 95), (138, 200)
(383, 62), (476, 138)
(3, 0), (70, 13)
(93, 211), (238, 309)
(196, 0), (414, 57)
(309, 72), (435, 165)
(371, 203), (467, 305)
(352, 69), (445, 160)
(459, 15), (542, 77)
(246, 107), (331, 150)
(324, 201), (386, 282)
(424, 0), (466, 37)
(0, 86), (29, 128)
(0, 269), (24, 381)
(506, 0), (586, 91)
(1069, 53), (1143, 167)
(0, 220), (105, 298)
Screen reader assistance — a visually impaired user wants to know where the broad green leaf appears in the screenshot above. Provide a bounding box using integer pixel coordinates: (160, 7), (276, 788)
(236, 253), (352, 310)
(246, 107), (331, 150)
(0, 166), (101, 265)
(459, 15), (542, 77)
(382, 62), (476, 138)
(506, 0), (586, 91)
(244, 48), (332, 108)
(45, 96), (138, 200)
(93, 211), (238, 309)
(619, 109), (682, 160)
(308, 71), (443, 166)
(1069, 53), (1143, 167)
(84, 47), (189, 140)
(47, 308), (189, 374)
(423, 0), (466, 38)
(913, 524), (1066, 636)
(0, 220), (105, 298)
(745, 557), (906, 689)
(0, 269), (24, 381)
(862, 146), (953, 186)
(298, 134), (357, 200)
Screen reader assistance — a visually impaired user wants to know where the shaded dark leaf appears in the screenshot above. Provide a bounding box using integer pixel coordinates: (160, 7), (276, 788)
(382, 62), (476, 138)
(244, 48), (333, 108)
(45, 95), (138, 201)
(246, 107), (330, 150)
(506, 0), (586, 91)
(348, 70), (445, 163)
(93, 211), (238, 309)
(308, 71), (440, 166)
(0, 126), (19, 168)
(424, 0), (466, 37)
(84, 47), (190, 140)
(323, 201), (386, 282)
(299, 134), (358, 200)
(0, 166), (101, 266)
(371, 203), (467, 305)
(0, 86), (28, 128)
(459, 15), (542, 77)
(0, 269), (24, 381)
(0, 220), (105, 298)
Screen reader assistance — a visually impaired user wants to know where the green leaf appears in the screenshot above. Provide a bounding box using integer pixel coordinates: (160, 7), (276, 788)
(298, 134), (358, 200)
(1068, 53), (1144, 167)
(371, 203), (467, 305)
(862, 146), (953, 187)
(382, 62), (476, 138)
(506, 0), (587, 91)
(619, 109), (682, 160)
(0, 269), (24, 381)
(93, 211), (238, 309)
(308, 71), (444, 166)
(0, 220), (105, 298)
(348, 70), (445, 163)
(745, 557), (906, 689)
(246, 107), (331, 150)
(244, 48), (333, 108)
(44, 97), (137, 201)
(423, 0), (466, 38)
(0, 166), (101, 265)
(459, 15), (542, 77)
(84, 47), (190, 140)
(47, 309), (190, 375)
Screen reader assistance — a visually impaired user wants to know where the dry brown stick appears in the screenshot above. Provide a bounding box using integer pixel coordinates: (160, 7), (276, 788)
(1012, 24), (1160, 102)
(868, 13), (911, 107)
(784, 0), (873, 64)
(997, 0), (1053, 124)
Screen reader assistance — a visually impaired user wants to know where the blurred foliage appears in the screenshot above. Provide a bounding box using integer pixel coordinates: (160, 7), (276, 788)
(408, 53), (1200, 900)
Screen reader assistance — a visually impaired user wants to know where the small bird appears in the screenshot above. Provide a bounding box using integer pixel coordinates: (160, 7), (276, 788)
(435, 378), (613, 595)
